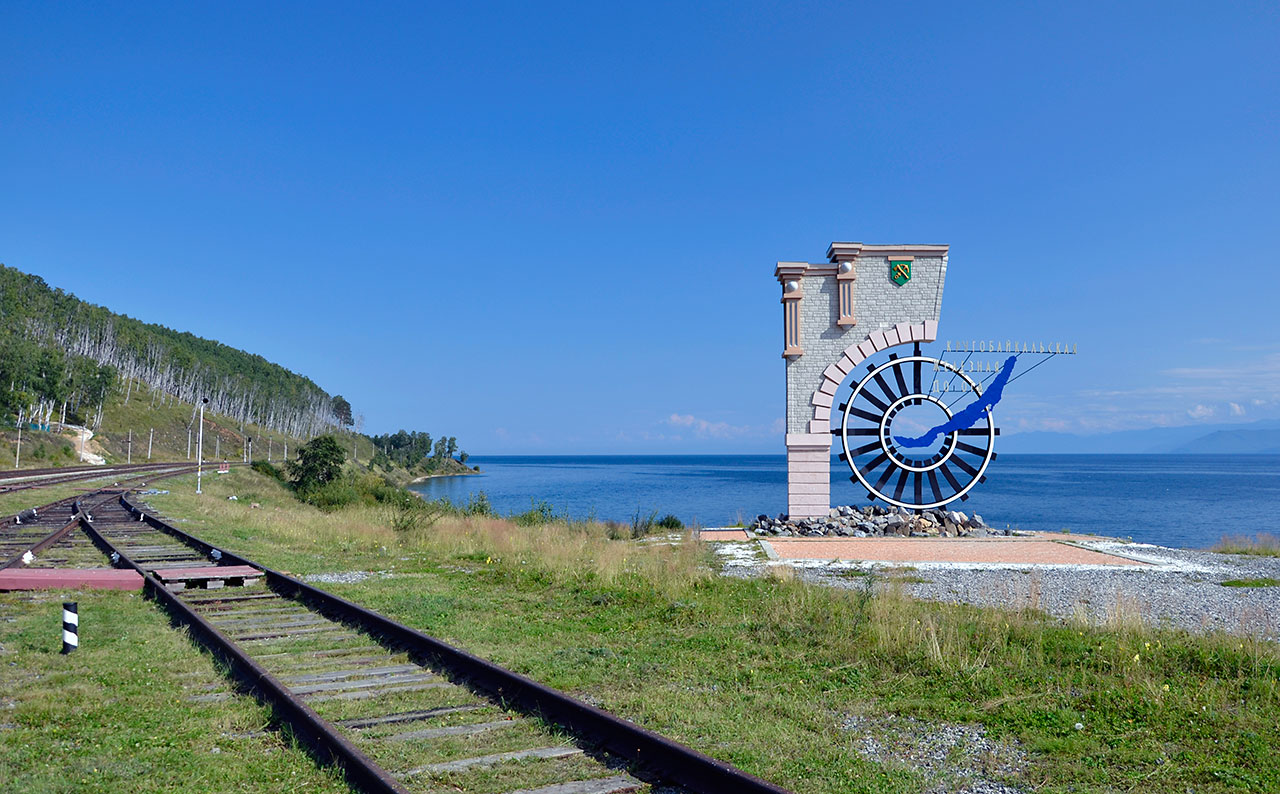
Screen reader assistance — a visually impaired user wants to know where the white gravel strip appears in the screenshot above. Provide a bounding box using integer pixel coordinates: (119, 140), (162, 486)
(713, 539), (1280, 639)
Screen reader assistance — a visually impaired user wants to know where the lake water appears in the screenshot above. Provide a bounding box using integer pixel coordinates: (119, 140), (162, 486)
(409, 455), (1280, 550)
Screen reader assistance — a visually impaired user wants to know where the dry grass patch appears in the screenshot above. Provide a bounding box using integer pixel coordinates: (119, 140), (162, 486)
(1212, 532), (1280, 557)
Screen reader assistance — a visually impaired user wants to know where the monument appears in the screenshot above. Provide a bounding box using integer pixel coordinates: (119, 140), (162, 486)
(779, 242), (960, 519)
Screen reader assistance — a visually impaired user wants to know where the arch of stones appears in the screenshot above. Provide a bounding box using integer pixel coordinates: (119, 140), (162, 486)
(777, 241), (948, 519)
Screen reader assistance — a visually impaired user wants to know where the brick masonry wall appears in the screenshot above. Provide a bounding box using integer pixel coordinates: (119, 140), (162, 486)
(785, 254), (947, 433)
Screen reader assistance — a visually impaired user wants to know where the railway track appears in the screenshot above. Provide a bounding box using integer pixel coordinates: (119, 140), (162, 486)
(0, 464), (198, 564)
(5, 484), (793, 794)
(0, 460), (209, 497)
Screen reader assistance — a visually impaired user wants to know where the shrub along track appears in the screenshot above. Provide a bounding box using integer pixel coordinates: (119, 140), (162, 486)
(3, 485), (793, 794)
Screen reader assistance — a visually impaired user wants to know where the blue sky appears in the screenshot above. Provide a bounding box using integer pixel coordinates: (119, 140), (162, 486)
(3, 2), (1277, 453)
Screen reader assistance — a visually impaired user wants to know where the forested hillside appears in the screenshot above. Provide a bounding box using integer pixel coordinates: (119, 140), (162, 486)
(0, 264), (347, 437)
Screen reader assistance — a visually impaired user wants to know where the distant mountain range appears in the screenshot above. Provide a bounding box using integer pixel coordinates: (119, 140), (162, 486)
(1000, 419), (1280, 454)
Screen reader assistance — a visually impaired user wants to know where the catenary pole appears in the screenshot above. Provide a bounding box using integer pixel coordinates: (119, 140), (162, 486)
(196, 398), (208, 494)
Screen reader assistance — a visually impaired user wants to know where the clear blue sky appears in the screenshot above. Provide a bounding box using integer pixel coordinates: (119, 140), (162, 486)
(3, 2), (1277, 453)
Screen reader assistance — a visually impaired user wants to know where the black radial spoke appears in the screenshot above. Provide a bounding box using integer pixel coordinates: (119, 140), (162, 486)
(844, 427), (879, 435)
(913, 358), (921, 395)
(870, 376), (901, 409)
(926, 469), (943, 503)
(893, 362), (909, 399)
(849, 407), (883, 424)
(870, 373), (901, 407)
(847, 440), (882, 457)
(873, 463), (899, 493)
(861, 390), (889, 412)
(892, 468), (910, 502)
(957, 428), (992, 436)
(912, 471), (923, 505)
(939, 462), (965, 493)
(955, 441), (988, 457)
(951, 454), (980, 477)
(856, 451), (890, 478)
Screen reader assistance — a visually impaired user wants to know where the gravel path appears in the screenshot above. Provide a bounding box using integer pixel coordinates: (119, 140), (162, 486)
(715, 538), (1280, 639)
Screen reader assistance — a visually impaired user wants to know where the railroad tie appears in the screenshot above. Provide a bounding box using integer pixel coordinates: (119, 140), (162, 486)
(287, 670), (440, 695)
(279, 663), (422, 685)
(301, 680), (451, 702)
(381, 718), (518, 743)
(335, 704), (486, 729)
(401, 746), (584, 777)
(495, 776), (644, 794)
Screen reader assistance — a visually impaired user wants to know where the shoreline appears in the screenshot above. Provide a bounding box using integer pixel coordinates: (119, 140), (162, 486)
(408, 469), (479, 484)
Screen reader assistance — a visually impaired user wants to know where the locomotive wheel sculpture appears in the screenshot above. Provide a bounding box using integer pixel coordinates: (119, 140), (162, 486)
(836, 344), (999, 510)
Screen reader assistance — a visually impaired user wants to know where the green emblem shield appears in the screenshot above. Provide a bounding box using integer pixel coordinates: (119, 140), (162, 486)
(890, 259), (912, 286)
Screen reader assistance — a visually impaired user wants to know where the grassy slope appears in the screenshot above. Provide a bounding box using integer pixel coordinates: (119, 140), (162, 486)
(130, 469), (1280, 794)
(94, 382), (305, 464)
(1, 379), (389, 470)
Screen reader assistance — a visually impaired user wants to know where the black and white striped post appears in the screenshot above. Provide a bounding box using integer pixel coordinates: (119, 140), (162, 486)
(61, 602), (78, 654)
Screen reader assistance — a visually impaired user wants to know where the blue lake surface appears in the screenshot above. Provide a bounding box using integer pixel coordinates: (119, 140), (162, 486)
(410, 455), (1280, 550)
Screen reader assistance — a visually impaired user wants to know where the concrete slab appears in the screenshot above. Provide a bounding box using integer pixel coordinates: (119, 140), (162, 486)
(698, 529), (750, 541)
(762, 538), (1147, 567)
(154, 565), (260, 581)
(0, 567), (143, 591)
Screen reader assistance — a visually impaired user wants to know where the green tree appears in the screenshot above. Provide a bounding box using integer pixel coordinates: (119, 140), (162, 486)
(331, 395), (354, 427)
(287, 435), (346, 492)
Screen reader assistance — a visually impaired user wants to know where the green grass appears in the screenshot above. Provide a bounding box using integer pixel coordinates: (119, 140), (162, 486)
(0, 589), (351, 793)
(132, 469), (1280, 794)
(1220, 578), (1280, 588)
(1213, 533), (1280, 558)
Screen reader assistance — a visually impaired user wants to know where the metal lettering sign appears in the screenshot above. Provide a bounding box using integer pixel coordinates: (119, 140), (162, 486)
(890, 259), (911, 285)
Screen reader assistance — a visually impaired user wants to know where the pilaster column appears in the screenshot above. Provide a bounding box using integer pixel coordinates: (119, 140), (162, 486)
(776, 263), (807, 358)
(836, 260), (856, 327)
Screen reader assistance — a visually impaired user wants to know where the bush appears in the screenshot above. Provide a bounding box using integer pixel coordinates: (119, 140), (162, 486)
(287, 435), (345, 492)
(512, 499), (557, 526)
(464, 491), (494, 517)
(301, 478), (361, 511)
(388, 494), (445, 532)
(630, 509), (659, 539)
(656, 514), (684, 530)
(251, 459), (286, 482)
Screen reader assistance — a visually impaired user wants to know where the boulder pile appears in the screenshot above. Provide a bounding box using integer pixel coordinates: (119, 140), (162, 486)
(752, 505), (1009, 538)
